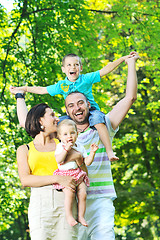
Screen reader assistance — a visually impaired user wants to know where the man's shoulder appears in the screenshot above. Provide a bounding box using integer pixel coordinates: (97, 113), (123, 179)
(78, 113), (118, 138)
(105, 113), (119, 136)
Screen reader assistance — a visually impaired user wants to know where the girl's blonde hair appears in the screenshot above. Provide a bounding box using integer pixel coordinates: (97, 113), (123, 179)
(57, 119), (77, 137)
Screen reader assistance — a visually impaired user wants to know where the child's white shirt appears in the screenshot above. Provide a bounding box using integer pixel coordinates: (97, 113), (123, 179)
(55, 141), (88, 170)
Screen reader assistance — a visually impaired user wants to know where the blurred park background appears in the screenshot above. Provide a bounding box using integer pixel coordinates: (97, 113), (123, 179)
(0, 0), (160, 239)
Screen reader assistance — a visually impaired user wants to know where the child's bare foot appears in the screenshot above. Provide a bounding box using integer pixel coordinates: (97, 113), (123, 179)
(108, 151), (119, 162)
(78, 217), (88, 227)
(109, 156), (119, 162)
(66, 216), (78, 226)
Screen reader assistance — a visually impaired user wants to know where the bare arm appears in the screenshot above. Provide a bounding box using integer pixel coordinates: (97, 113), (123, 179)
(16, 98), (28, 128)
(10, 86), (48, 94)
(55, 150), (68, 164)
(109, 52), (139, 130)
(55, 142), (73, 164)
(9, 87), (28, 128)
(79, 162), (88, 175)
(75, 157), (88, 174)
(10, 86), (47, 128)
(99, 53), (135, 77)
(55, 143), (89, 175)
(17, 145), (76, 190)
(84, 143), (99, 166)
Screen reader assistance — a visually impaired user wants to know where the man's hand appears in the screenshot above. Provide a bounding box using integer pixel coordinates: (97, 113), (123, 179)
(122, 51), (138, 62)
(10, 86), (25, 95)
(125, 52), (140, 64)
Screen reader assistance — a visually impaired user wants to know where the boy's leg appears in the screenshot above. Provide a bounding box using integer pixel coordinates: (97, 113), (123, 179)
(63, 188), (78, 226)
(95, 123), (119, 161)
(77, 182), (88, 227)
(89, 110), (119, 162)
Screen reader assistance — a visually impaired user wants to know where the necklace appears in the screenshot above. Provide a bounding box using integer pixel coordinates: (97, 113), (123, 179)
(77, 124), (89, 133)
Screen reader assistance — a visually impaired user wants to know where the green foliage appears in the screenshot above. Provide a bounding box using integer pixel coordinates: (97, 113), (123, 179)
(0, 0), (160, 239)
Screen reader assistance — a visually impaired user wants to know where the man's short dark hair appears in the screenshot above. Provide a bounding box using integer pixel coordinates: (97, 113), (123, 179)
(62, 54), (82, 66)
(65, 91), (88, 107)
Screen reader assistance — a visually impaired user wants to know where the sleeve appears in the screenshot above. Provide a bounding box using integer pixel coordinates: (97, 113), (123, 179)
(46, 81), (63, 96)
(105, 113), (119, 142)
(84, 70), (101, 85)
(55, 143), (64, 155)
(79, 144), (88, 158)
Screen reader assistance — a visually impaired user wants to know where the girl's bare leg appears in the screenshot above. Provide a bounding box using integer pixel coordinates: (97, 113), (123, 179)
(77, 182), (88, 227)
(63, 188), (78, 226)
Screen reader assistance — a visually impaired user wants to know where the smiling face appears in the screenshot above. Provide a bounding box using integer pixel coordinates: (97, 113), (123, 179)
(65, 92), (90, 125)
(62, 56), (82, 82)
(40, 108), (59, 134)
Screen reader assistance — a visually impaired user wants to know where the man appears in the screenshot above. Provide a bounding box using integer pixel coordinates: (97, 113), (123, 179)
(10, 52), (139, 239)
(64, 53), (139, 239)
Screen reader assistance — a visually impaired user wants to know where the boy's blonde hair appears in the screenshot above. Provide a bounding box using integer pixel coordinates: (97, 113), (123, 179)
(57, 119), (77, 137)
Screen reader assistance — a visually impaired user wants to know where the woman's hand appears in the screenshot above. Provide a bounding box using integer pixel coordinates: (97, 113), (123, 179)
(57, 175), (77, 192)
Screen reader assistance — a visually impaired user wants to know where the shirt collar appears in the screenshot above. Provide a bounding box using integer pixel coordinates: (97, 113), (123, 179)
(65, 75), (81, 85)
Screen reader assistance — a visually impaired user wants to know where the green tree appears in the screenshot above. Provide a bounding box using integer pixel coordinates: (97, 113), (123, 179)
(86, 0), (160, 239)
(0, 0), (159, 239)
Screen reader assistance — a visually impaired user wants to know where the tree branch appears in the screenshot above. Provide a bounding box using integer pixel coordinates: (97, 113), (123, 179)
(88, 9), (117, 14)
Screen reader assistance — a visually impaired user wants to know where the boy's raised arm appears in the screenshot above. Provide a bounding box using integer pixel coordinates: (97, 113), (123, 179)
(10, 85), (48, 95)
(99, 52), (135, 77)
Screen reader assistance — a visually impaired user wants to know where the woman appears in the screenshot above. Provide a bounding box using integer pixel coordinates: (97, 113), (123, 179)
(17, 103), (78, 240)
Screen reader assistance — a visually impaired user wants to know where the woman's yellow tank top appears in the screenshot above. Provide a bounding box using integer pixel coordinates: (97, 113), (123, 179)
(28, 139), (59, 176)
